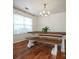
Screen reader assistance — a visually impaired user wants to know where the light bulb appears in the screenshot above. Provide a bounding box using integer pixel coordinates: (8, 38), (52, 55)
(40, 12), (42, 15)
(43, 11), (45, 13)
(48, 11), (50, 14)
(45, 14), (47, 16)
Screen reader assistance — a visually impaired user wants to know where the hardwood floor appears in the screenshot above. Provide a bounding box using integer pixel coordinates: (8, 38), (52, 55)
(13, 40), (66, 59)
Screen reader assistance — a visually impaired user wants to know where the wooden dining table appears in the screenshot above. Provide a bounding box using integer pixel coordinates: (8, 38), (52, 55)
(26, 34), (66, 57)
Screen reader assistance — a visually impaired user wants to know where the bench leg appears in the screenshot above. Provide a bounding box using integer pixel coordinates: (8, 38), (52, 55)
(51, 44), (58, 59)
(27, 40), (35, 48)
(61, 39), (65, 53)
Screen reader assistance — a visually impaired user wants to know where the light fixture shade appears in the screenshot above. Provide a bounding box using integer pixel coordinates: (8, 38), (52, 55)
(40, 1), (50, 16)
(40, 11), (50, 16)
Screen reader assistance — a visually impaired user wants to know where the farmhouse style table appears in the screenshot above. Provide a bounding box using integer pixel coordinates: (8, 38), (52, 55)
(26, 34), (66, 57)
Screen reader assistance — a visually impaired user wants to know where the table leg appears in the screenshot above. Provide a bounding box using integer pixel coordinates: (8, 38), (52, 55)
(27, 40), (35, 48)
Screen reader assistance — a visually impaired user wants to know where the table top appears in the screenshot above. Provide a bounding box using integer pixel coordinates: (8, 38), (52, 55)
(28, 31), (66, 35)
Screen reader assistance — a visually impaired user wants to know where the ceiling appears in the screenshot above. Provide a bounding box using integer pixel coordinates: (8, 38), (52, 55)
(13, 0), (66, 16)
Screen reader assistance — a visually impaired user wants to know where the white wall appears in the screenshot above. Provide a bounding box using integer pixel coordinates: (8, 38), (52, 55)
(37, 12), (66, 32)
(32, 16), (38, 31)
(13, 34), (28, 43)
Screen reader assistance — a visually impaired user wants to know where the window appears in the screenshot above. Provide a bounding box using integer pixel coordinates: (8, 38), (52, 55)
(13, 14), (32, 34)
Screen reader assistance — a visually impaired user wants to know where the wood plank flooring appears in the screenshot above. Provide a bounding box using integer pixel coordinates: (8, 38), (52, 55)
(13, 40), (66, 59)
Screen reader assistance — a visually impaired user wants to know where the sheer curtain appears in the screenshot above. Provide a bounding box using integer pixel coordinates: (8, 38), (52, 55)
(13, 14), (32, 34)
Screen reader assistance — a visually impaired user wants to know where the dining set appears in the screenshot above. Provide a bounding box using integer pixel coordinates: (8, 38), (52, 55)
(26, 32), (66, 58)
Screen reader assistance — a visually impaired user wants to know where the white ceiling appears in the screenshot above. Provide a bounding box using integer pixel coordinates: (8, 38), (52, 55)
(13, 0), (66, 16)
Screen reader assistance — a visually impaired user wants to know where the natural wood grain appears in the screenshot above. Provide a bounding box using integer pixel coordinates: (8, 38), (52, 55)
(39, 34), (63, 37)
(13, 40), (28, 59)
(26, 36), (62, 45)
(13, 40), (66, 59)
(28, 31), (66, 35)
